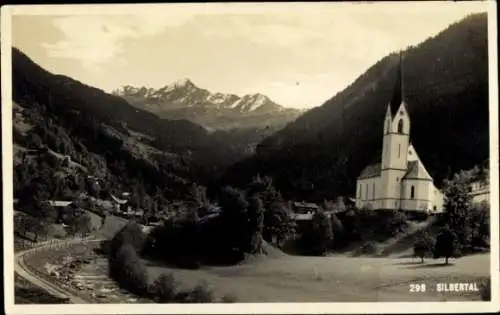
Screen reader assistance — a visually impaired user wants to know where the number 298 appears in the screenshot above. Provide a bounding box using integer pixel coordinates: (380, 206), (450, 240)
(409, 283), (426, 293)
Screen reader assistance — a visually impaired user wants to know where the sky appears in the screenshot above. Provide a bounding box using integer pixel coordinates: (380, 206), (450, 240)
(10, 2), (488, 109)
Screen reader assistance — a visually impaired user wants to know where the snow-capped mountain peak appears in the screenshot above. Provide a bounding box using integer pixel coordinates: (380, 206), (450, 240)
(114, 79), (291, 114)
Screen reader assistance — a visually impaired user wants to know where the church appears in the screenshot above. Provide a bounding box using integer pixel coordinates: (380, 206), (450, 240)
(355, 54), (444, 213)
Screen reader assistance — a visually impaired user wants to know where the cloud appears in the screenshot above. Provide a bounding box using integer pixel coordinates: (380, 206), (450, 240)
(42, 14), (194, 71)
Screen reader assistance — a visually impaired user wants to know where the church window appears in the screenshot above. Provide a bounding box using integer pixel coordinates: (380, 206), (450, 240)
(398, 144), (401, 157)
(410, 185), (415, 199)
(400, 110), (404, 116)
(365, 184), (368, 200)
(359, 185), (362, 199)
(397, 119), (404, 134)
(372, 183), (375, 200)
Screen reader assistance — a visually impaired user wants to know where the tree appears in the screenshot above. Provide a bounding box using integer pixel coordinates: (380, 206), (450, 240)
(247, 176), (294, 247)
(110, 222), (147, 256)
(469, 201), (490, 248)
(443, 170), (474, 250)
(301, 210), (333, 255)
(67, 213), (93, 236)
(186, 183), (208, 214)
(247, 195), (265, 254)
(30, 218), (48, 242)
(433, 225), (459, 265)
(264, 201), (295, 248)
(14, 214), (29, 238)
(330, 213), (345, 248)
(413, 232), (435, 263)
(218, 186), (249, 252)
(247, 175), (282, 209)
(26, 133), (43, 149)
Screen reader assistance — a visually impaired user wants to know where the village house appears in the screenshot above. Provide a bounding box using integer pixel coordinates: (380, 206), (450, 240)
(355, 55), (444, 213)
(469, 179), (490, 205)
(291, 201), (320, 221)
(41, 200), (73, 208)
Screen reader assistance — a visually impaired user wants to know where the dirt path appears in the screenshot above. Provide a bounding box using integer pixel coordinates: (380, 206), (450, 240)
(14, 238), (103, 304)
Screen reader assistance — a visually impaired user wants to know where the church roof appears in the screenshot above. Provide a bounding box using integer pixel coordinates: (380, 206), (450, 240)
(358, 163), (382, 179)
(403, 160), (432, 180)
(358, 160), (433, 181)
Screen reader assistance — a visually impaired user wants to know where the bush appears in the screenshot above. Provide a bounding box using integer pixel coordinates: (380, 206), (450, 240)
(299, 210), (333, 255)
(185, 281), (215, 303)
(354, 241), (379, 256)
(433, 225), (459, 264)
(413, 232), (435, 263)
(110, 221), (146, 257)
(221, 293), (238, 303)
(108, 244), (149, 296)
(150, 273), (178, 302)
(479, 280), (491, 301)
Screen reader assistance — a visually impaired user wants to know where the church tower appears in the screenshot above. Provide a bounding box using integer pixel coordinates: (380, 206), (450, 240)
(379, 52), (411, 210)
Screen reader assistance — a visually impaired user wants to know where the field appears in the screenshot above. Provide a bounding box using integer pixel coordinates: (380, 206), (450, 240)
(15, 274), (69, 304)
(14, 213), (490, 303)
(143, 253), (490, 302)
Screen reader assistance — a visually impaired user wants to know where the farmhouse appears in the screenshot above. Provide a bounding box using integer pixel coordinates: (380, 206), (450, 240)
(291, 201), (320, 221)
(355, 55), (444, 213)
(469, 179), (489, 205)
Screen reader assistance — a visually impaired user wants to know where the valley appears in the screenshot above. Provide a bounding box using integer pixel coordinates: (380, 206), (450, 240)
(9, 10), (492, 306)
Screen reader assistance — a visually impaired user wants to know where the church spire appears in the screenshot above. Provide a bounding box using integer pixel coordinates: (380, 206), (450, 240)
(389, 50), (405, 116)
(400, 50), (405, 102)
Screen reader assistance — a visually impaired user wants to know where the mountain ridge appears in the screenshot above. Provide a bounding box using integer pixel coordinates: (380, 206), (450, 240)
(221, 13), (489, 202)
(112, 79), (304, 131)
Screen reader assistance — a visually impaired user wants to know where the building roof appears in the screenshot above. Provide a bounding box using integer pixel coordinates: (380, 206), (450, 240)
(402, 160), (432, 180)
(110, 194), (128, 205)
(292, 201), (320, 209)
(358, 163), (382, 179)
(358, 160), (433, 181)
(44, 200), (73, 207)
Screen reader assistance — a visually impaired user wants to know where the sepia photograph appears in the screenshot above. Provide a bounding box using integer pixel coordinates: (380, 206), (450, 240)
(2, 2), (498, 314)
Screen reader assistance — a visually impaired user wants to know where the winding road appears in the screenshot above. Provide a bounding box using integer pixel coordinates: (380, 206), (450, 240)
(14, 238), (103, 304)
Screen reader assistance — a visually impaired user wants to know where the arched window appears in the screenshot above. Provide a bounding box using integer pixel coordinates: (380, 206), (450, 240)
(359, 184), (362, 199)
(397, 119), (404, 134)
(410, 185), (415, 199)
(398, 144), (401, 157)
(372, 183), (375, 200)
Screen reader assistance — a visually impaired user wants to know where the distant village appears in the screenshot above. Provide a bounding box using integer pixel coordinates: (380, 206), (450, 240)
(25, 163), (489, 237)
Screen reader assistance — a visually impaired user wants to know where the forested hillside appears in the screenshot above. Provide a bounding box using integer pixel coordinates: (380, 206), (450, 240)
(11, 47), (254, 212)
(222, 13), (489, 201)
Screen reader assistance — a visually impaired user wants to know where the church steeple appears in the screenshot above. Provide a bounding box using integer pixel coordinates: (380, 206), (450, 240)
(389, 50), (405, 117)
(400, 51), (405, 103)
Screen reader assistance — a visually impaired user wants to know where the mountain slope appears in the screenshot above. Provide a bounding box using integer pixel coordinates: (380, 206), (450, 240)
(113, 80), (303, 131)
(11, 47), (258, 207)
(222, 13), (489, 201)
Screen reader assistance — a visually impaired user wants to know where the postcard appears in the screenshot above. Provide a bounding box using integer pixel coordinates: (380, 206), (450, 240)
(2, 1), (498, 314)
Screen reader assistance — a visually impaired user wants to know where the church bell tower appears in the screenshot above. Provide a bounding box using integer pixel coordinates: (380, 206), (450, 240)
(379, 51), (411, 210)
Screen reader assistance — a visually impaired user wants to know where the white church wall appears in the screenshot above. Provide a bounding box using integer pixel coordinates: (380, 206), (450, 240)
(356, 176), (380, 209)
(432, 186), (445, 212)
(401, 178), (433, 212)
(380, 170), (406, 209)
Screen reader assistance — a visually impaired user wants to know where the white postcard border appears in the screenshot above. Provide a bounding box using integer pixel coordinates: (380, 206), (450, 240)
(2, 2), (499, 314)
